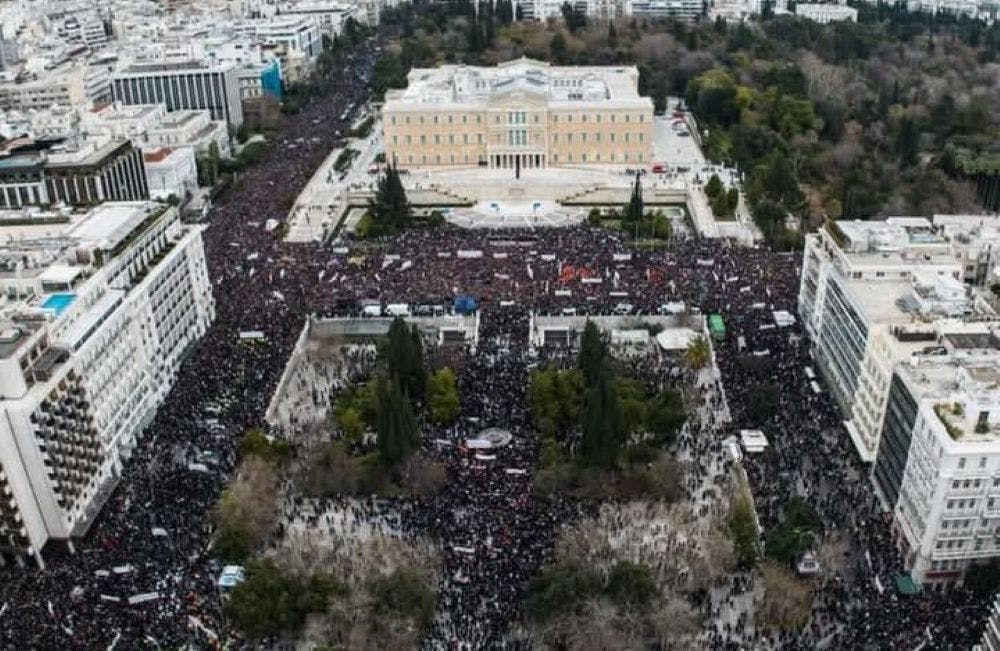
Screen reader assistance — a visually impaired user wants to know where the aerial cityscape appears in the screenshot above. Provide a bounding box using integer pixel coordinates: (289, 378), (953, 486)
(1, 0), (1000, 648)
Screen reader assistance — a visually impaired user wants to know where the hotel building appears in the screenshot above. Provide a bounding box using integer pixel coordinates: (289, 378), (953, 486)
(0, 202), (214, 567)
(798, 217), (1000, 462)
(382, 58), (653, 170)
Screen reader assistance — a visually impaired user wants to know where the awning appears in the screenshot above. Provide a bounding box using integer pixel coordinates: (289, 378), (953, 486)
(894, 573), (921, 595)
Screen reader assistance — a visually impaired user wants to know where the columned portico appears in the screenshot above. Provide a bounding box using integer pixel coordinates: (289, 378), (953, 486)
(489, 152), (546, 169)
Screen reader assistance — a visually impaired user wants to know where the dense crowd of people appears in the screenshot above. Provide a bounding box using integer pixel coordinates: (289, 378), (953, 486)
(0, 31), (992, 651)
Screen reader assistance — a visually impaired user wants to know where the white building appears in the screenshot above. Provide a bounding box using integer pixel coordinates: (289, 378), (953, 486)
(275, 1), (357, 38)
(85, 102), (230, 157)
(110, 60), (244, 129)
(45, 5), (110, 47)
(623, 0), (704, 20)
(875, 350), (1000, 587)
(0, 202), (214, 566)
(251, 16), (322, 59)
(794, 3), (858, 22)
(799, 217), (1000, 462)
(143, 147), (198, 201)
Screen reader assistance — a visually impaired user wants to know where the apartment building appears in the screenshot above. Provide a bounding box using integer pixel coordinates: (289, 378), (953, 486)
(383, 58), (653, 169)
(0, 202), (214, 566)
(0, 136), (148, 209)
(110, 61), (244, 129)
(0, 65), (87, 112)
(623, 0), (704, 20)
(794, 3), (859, 22)
(874, 348), (1000, 587)
(799, 217), (1000, 462)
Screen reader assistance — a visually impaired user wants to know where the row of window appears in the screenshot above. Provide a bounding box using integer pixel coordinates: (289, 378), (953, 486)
(553, 132), (644, 144)
(951, 477), (1000, 491)
(392, 131), (646, 147)
(390, 112), (649, 126)
(400, 151), (646, 165)
(935, 537), (996, 551)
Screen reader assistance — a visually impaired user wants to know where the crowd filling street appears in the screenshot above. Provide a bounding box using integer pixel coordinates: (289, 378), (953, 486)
(0, 37), (992, 651)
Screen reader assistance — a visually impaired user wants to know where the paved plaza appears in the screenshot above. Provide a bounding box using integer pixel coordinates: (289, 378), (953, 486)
(282, 108), (763, 243)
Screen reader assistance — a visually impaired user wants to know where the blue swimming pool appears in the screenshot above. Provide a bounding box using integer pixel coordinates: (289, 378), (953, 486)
(41, 293), (76, 316)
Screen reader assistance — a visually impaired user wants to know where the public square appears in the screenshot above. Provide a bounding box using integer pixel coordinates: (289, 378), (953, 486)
(0, 23), (990, 651)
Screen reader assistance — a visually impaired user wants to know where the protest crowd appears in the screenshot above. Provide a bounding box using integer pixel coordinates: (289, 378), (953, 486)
(0, 34), (991, 651)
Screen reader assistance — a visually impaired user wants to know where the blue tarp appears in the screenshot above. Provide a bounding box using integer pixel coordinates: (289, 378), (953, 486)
(454, 295), (477, 314)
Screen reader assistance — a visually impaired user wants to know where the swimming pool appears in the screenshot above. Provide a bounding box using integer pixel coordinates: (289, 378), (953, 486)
(41, 293), (76, 316)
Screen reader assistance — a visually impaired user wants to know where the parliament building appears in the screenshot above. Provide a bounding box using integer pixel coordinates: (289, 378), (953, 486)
(382, 58), (654, 170)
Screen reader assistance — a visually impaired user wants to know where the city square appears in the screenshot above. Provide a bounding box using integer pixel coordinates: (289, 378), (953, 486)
(0, 0), (999, 649)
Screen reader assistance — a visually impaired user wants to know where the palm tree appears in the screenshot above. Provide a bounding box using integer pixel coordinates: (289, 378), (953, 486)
(684, 336), (711, 370)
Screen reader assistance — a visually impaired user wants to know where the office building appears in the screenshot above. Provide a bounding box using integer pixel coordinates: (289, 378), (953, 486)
(110, 61), (244, 128)
(0, 202), (214, 566)
(0, 136), (148, 209)
(873, 347), (1000, 587)
(799, 217), (1000, 462)
(383, 58), (654, 169)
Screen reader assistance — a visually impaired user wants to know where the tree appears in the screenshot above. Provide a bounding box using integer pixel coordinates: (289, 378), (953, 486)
(577, 321), (607, 387)
(561, 2), (587, 33)
(524, 563), (603, 621)
(645, 389), (686, 445)
(224, 560), (297, 638)
(224, 561), (343, 639)
(765, 498), (820, 564)
(530, 368), (583, 437)
(212, 456), (279, 562)
(580, 366), (625, 468)
(427, 367), (460, 424)
(896, 116), (920, 168)
(683, 336), (711, 370)
(608, 21), (618, 47)
(375, 376), (419, 466)
(550, 32), (568, 64)
(369, 569), (437, 630)
(605, 561), (658, 610)
(382, 317), (425, 399)
(756, 563), (813, 631)
(704, 173), (724, 199)
(622, 171), (644, 222)
(729, 486), (759, 567)
(368, 163), (412, 237)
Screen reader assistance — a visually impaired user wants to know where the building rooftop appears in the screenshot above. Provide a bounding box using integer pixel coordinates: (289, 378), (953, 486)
(384, 57), (652, 110)
(64, 202), (165, 251)
(899, 351), (1000, 445)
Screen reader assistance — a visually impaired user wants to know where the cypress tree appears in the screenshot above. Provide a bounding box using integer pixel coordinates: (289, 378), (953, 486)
(375, 376), (418, 466)
(623, 171), (644, 222)
(577, 321), (606, 388)
(369, 163), (411, 236)
(580, 366), (624, 468)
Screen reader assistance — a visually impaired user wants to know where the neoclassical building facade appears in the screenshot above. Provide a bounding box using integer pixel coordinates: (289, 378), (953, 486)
(382, 58), (654, 170)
